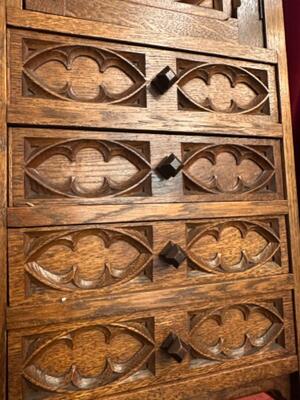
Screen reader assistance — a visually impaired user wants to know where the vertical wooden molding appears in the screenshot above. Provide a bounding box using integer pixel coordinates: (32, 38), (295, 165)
(264, 0), (300, 378)
(0, 0), (7, 397)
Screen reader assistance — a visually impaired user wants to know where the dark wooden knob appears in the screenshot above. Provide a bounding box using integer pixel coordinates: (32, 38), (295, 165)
(150, 66), (177, 94)
(159, 241), (186, 268)
(161, 332), (188, 363)
(156, 153), (182, 179)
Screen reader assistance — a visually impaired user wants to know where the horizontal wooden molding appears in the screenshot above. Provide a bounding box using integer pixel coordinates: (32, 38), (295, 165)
(6, 6), (278, 64)
(6, 276), (294, 329)
(7, 200), (289, 227)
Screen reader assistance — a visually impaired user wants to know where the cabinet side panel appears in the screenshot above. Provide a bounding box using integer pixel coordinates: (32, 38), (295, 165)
(0, 0), (7, 398)
(264, 0), (300, 375)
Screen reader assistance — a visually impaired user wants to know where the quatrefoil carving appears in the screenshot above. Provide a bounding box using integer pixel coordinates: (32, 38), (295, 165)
(190, 303), (284, 361)
(183, 144), (275, 195)
(23, 321), (155, 393)
(25, 139), (152, 199)
(25, 227), (153, 292)
(187, 220), (280, 273)
(177, 63), (270, 115)
(23, 44), (147, 106)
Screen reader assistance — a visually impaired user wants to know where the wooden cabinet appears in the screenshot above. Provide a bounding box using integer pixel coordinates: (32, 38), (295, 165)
(1, 0), (300, 399)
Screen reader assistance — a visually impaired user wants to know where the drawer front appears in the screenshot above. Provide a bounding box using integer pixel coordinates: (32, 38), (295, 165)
(8, 215), (289, 306)
(21, 0), (265, 48)
(9, 128), (285, 206)
(8, 292), (296, 400)
(8, 29), (280, 135)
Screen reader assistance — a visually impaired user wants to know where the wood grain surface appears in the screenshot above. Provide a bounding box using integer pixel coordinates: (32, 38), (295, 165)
(264, 0), (300, 378)
(0, 0), (7, 398)
(7, 291), (296, 399)
(8, 29), (281, 135)
(7, 216), (289, 306)
(2, 0), (300, 399)
(9, 128), (285, 206)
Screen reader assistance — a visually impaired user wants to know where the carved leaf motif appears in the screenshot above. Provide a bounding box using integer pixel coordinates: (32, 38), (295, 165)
(25, 139), (152, 198)
(25, 227), (153, 291)
(190, 304), (284, 361)
(23, 45), (146, 105)
(177, 63), (269, 114)
(23, 322), (155, 393)
(183, 144), (275, 194)
(187, 220), (280, 273)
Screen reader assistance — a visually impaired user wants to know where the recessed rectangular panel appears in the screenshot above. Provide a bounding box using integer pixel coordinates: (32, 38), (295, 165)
(22, 0), (265, 48)
(8, 292), (296, 400)
(8, 215), (289, 306)
(23, 0), (238, 42)
(8, 29), (280, 135)
(9, 128), (285, 206)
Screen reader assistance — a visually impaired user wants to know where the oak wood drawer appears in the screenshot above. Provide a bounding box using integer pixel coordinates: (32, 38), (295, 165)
(23, 0), (239, 43)
(21, 0), (265, 48)
(9, 128), (285, 207)
(8, 29), (280, 136)
(8, 215), (289, 307)
(8, 292), (296, 400)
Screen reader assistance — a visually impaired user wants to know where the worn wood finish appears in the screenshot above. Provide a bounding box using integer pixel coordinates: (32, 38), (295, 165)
(9, 128), (285, 206)
(264, 0), (300, 377)
(6, 3), (277, 65)
(8, 215), (289, 306)
(6, 279), (296, 330)
(7, 200), (289, 228)
(8, 29), (281, 136)
(7, 292), (297, 400)
(23, 0), (239, 43)
(20, 0), (265, 48)
(2, 0), (300, 399)
(95, 374), (293, 400)
(0, 0), (7, 398)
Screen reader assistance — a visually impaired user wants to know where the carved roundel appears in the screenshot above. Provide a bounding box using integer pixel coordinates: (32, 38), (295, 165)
(177, 63), (270, 115)
(23, 44), (147, 105)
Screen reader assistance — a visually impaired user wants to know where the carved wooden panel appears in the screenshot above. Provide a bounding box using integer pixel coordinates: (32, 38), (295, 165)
(8, 216), (288, 306)
(23, 41), (146, 107)
(156, 294), (295, 380)
(8, 29), (279, 134)
(4, 1), (300, 400)
(21, 0), (265, 47)
(181, 141), (283, 198)
(189, 302), (285, 362)
(9, 317), (155, 400)
(186, 218), (286, 276)
(9, 223), (154, 305)
(10, 128), (284, 206)
(23, 138), (151, 200)
(177, 61), (270, 115)
(8, 293), (296, 400)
